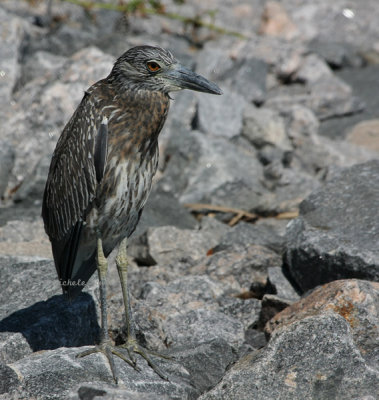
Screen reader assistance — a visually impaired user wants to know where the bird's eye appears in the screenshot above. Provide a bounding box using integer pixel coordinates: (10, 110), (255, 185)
(147, 61), (161, 72)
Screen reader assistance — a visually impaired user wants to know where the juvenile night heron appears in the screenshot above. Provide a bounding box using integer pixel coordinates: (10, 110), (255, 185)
(42, 45), (221, 382)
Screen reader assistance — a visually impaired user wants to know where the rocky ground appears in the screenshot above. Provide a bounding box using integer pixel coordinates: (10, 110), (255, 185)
(0, 0), (379, 399)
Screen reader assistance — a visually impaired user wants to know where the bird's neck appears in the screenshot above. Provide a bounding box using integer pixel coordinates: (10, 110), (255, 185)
(99, 84), (170, 161)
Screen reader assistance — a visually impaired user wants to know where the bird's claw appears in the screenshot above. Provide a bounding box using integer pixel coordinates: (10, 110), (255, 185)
(119, 338), (170, 381)
(76, 338), (170, 383)
(76, 340), (137, 384)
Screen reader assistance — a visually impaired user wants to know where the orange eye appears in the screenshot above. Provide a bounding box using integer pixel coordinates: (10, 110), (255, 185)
(147, 61), (161, 72)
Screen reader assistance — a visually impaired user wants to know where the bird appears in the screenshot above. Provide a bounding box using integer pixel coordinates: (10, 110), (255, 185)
(42, 45), (222, 383)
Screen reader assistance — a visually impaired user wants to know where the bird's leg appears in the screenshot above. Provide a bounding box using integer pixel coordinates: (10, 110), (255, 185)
(97, 237), (110, 342)
(77, 238), (137, 384)
(116, 238), (169, 380)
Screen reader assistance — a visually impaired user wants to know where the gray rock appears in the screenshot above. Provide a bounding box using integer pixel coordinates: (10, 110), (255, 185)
(267, 267), (299, 301)
(280, 104), (378, 175)
(13, 153), (51, 205)
(308, 39), (364, 69)
(294, 53), (333, 84)
(169, 339), (236, 393)
(135, 275), (249, 351)
(219, 57), (267, 104)
(218, 297), (261, 330)
(0, 363), (19, 395)
(214, 222), (285, 254)
(320, 64), (379, 139)
(128, 187), (198, 264)
(196, 88), (246, 139)
(166, 130), (265, 211)
(0, 256), (99, 363)
(190, 244), (282, 293)
(5, 346), (196, 400)
(70, 386), (167, 400)
(287, 0), (379, 50)
(25, 23), (96, 57)
(266, 279), (379, 370)
(4, 46), (114, 194)
(195, 43), (267, 104)
(200, 313), (379, 400)
(286, 160), (379, 292)
(259, 294), (293, 328)
(140, 275), (227, 313)
(144, 226), (219, 267)
(309, 75), (365, 120)
(19, 51), (66, 88)
(241, 105), (291, 150)
(0, 141), (15, 199)
(165, 309), (245, 349)
(266, 74), (364, 121)
(244, 328), (267, 350)
(0, 8), (26, 109)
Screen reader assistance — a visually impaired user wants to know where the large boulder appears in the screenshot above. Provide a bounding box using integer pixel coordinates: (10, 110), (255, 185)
(200, 279), (379, 400)
(286, 160), (379, 292)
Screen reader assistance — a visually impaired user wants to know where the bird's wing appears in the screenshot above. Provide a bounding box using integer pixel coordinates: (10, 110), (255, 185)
(42, 91), (108, 295)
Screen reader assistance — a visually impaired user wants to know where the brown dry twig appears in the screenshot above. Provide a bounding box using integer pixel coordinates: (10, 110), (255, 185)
(183, 203), (298, 226)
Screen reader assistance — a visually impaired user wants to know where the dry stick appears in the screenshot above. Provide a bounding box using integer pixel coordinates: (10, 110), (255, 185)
(183, 203), (299, 226)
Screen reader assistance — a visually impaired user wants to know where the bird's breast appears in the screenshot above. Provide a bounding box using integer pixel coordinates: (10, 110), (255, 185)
(87, 148), (158, 248)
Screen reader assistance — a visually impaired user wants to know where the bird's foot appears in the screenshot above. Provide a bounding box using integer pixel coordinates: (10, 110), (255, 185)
(118, 336), (170, 381)
(76, 339), (138, 384)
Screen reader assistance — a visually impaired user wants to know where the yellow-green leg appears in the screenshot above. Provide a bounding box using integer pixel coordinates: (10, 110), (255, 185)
(76, 238), (137, 384)
(116, 238), (169, 380)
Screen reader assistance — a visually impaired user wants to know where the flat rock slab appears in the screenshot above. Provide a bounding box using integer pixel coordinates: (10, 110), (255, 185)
(4, 346), (194, 400)
(2, 338), (237, 400)
(286, 160), (379, 291)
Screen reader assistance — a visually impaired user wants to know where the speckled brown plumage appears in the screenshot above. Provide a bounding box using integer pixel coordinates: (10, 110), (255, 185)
(42, 45), (221, 299)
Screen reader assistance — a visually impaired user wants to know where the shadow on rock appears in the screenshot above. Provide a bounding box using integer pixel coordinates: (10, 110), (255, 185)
(0, 293), (100, 351)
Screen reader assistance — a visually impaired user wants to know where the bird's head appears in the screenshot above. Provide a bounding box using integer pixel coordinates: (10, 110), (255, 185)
(110, 45), (222, 95)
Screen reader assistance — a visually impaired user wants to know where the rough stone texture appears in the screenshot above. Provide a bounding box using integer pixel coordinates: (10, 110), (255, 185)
(6, 346), (196, 400)
(200, 313), (379, 400)
(0, 141), (15, 199)
(242, 105), (291, 150)
(0, 256), (99, 364)
(146, 226), (219, 267)
(0, 256), (238, 399)
(267, 267), (299, 301)
(346, 119), (379, 151)
(196, 88), (246, 139)
(159, 129), (267, 212)
(286, 160), (379, 292)
(320, 64), (379, 139)
(259, 1), (299, 40)
(266, 279), (379, 369)
(1, 0), (379, 398)
(3, 46), (114, 194)
(214, 221), (285, 255)
(266, 74), (364, 121)
(165, 309), (245, 350)
(308, 38), (364, 69)
(0, 7), (26, 108)
(190, 244), (282, 294)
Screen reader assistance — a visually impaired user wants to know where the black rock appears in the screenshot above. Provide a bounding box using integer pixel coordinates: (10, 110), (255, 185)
(286, 160), (379, 292)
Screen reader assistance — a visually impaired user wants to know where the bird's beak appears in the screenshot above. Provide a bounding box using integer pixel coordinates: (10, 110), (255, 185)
(167, 64), (223, 95)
